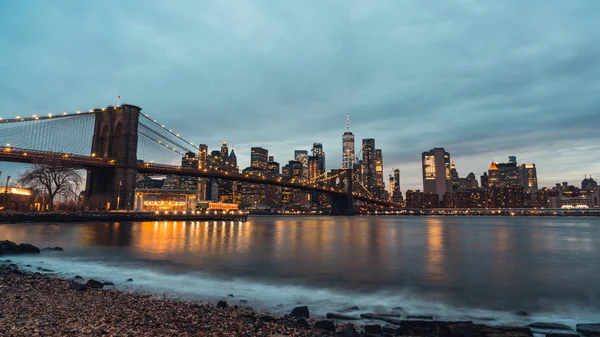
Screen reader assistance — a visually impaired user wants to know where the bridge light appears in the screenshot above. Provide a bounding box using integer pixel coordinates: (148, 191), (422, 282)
(161, 125), (165, 128)
(16, 116), (20, 119)
(0, 117), (2, 120)
(91, 153), (96, 157)
(169, 129), (172, 132)
(48, 113), (52, 118)
(76, 111), (81, 114)
(32, 114), (37, 118)
(63, 112), (67, 115)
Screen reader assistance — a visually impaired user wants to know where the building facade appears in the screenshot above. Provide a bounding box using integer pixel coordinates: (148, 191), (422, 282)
(421, 147), (451, 201)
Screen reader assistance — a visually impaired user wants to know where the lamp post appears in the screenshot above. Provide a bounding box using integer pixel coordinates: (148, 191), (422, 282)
(116, 180), (122, 211)
(4, 175), (11, 208)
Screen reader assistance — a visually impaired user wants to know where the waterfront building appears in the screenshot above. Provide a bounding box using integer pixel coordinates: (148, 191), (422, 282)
(197, 144), (208, 200)
(421, 148), (451, 201)
(179, 151), (199, 191)
(312, 143), (326, 175)
(294, 150), (309, 181)
(362, 139), (376, 192)
(406, 190), (440, 208)
(481, 172), (489, 189)
(391, 169), (402, 203)
(519, 163), (538, 191)
(342, 113), (355, 169)
(267, 160), (280, 175)
(488, 157), (520, 188)
(582, 175), (598, 190)
(375, 149), (384, 188)
(308, 156), (319, 181)
(251, 147), (268, 171)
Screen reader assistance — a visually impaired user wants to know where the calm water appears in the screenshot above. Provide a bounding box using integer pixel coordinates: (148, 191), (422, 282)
(1, 216), (599, 326)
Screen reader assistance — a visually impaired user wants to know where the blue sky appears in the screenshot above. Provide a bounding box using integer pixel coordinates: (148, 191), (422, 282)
(1, 0), (600, 190)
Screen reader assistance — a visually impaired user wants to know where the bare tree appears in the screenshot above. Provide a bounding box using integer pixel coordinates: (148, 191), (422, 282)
(18, 163), (83, 211)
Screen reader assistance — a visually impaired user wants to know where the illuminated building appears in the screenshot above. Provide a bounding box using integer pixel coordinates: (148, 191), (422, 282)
(312, 143), (325, 175)
(282, 163), (290, 177)
(179, 151), (199, 190)
(362, 139), (376, 192)
(241, 166), (266, 207)
(134, 190), (196, 212)
(488, 157), (520, 188)
(198, 144), (208, 200)
(406, 190), (440, 208)
(391, 168), (402, 203)
(288, 160), (303, 179)
(308, 156), (319, 181)
(375, 149), (384, 188)
(421, 148), (451, 201)
(342, 113), (355, 169)
(294, 150), (309, 181)
(251, 147), (268, 171)
(267, 160), (280, 175)
(220, 140), (229, 161)
(480, 172), (489, 189)
(519, 163), (538, 191)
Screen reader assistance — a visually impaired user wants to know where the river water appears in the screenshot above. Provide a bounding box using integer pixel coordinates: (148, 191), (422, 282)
(1, 216), (599, 327)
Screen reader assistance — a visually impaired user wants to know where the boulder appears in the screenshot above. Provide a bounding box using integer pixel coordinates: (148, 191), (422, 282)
(103, 282), (114, 286)
(290, 306), (310, 318)
(259, 315), (277, 322)
(216, 300), (228, 309)
(86, 279), (104, 289)
(52, 247), (64, 251)
(227, 294), (234, 297)
(326, 326), (360, 337)
(17, 243), (40, 254)
(360, 313), (386, 321)
(314, 320), (336, 332)
(326, 312), (359, 320)
(0, 240), (19, 255)
(296, 317), (312, 329)
(528, 322), (572, 331)
(126, 278), (133, 282)
(73, 275), (83, 280)
(339, 306), (360, 312)
(70, 283), (87, 292)
(364, 324), (383, 334)
(382, 324), (398, 334)
(546, 334), (580, 337)
(577, 324), (600, 336)
(407, 315), (434, 320)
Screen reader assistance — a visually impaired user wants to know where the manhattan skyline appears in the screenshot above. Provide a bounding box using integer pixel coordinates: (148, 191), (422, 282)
(1, 1), (599, 190)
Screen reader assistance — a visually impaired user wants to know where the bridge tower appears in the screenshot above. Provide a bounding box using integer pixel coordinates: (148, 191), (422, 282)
(328, 169), (353, 215)
(85, 104), (141, 210)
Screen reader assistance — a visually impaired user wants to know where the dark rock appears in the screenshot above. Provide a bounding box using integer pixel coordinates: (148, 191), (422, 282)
(364, 324), (383, 334)
(239, 300), (248, 304)
(326, 326), (360, 337)
(259, 315), (277, 322)
(314, 320), (336, 332)
(126, 278), (133, 282)
(41, 268), (54, 272)
(290, 305), (310, 318)
(407, 315), (434, 320)
(577, 324), (600, 336)
(241, 313), (256, 320)
(86, 279), (104, 289)
(25, 264), (31, 267)
(0, 240), (19, 255)
(37, 267), (43, 270)
(396, 320), (478, 336)
(515, 310), (529, 316)
(53, 247), (64, 251)
(216, 300), (228, 309)
(296, 317), (312, 329)
(70, 283), (87, 292)
(546, 334), (580, 337)
(227, 294), (234, 297)
(8, 264), (17, 268)
(382, 325), (398, 334)
(339, 306), (360, 312)
(73, 275), (83, 280)
(17, 243), (40, 254)
(360, 313), (386, 321)
(103, 282), (114, 286)
(528, 322), (572, 331)
(326, 312), (359, 320)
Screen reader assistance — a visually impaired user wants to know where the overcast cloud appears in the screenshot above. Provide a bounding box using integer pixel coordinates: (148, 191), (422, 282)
(1, 0), (599, 190)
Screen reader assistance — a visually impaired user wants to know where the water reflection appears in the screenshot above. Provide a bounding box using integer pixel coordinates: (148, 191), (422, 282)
(424, 217), (447, 282)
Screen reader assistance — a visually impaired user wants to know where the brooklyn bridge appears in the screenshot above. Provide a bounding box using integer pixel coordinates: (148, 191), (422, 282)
(0, 104), (399, 215)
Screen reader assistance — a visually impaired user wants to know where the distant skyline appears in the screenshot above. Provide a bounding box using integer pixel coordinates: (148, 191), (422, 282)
(1, 0), (600, 190)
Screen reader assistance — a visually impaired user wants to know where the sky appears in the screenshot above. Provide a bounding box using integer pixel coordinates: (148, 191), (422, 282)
(1, 0), (600, 191)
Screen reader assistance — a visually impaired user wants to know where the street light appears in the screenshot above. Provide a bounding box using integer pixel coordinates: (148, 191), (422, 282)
(116, 180), (122, 210)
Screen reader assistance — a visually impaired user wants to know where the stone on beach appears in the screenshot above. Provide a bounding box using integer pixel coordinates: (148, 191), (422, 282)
(364, 324), (383, 334)
(326, 312), (359, 320)
(290, 305), (310, 318)
(325, 326), (360, 336)
(1, 240), (40, 255)
(216, 300), (228, 308)
(314, 319), (336, 332)
(577, 324), (600, 336)
(85, 279), (104, 289)
(528, 322), (573, 331)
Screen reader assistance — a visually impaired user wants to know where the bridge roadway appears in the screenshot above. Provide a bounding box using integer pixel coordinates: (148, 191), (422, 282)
(0, 146), (398, 208)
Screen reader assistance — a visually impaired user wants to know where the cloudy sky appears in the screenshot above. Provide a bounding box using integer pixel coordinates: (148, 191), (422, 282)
(1, 0), (599, 190)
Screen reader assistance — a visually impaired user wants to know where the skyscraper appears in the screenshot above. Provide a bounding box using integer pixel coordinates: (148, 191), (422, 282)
(421, 147), (451, 201)
(198, 144), (208, 200)
(342, 113), (355, 169)
(362, 139), (376, 192)
(220, 140), (229, 160)
(519, 163), (538, 190)
(294, 150), (309, 181)
(391, 168), (402, 203)
(488, 157), (520, 188)
(312, 143), (325, 175)
(251, 147), (268, 171)
(375, 149), (384, 188)
(179, 151), (199, 190)
(308, 156), (319, 180)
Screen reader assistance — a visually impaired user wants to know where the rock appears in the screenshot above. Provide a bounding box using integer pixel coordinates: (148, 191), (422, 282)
(216, 300), (228, 309)
(382, 325), (398, 334)
(8, 264), (17, 268)
(364, 324), (383, 334)
(314, 320), (336, 332)
(52, 247), (64, 251)
(407, 315), (434, 320)
(290, 305), (310, 318)
(546, 334), (580, 337)
(515, 310), (529, 316)
(41, 268), (54, 272)
(326, 312), (359, 320)
(360, 313), (386, 321)
(528, 323), (572, 331)
(37, 267), (43, 270)
(396, 320), (478, 336)
(126, 278), (133, 282)
(103, 282), (114, 286)
(70, 283), (87, 292)
(0, 240), (19, 255)
(259, 315), (277, 322)
(25, 264), (31, 267)
(227, 294), (234, 297)
(577, 324), (600, 336)
(326, 326), (360, 336)
(339, 306), (360, 312)
(73, 275), (83, 280)
(86, 279), (104, 289)
(17, 243), (40, 254)
(296, 317), (312, 329)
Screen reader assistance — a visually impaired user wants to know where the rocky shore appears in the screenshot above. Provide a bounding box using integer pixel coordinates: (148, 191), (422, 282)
(1, 241), (599, 337)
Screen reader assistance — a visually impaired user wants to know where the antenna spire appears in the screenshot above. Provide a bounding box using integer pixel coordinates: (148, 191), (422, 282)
(346, 113), (350, 130)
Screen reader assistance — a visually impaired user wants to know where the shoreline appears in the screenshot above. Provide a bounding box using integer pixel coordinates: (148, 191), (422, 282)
(0, 211), (248, 224)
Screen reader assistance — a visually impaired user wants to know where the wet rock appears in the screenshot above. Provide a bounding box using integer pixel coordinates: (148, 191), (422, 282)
(73, 275), (83, 280)
(314, 320), (336, 332)
(326, 312), (359, 320)
(396, 320), (478, 336)
(577, 324), (600, 336)
(25, 264), (31, 267)
(103, 282), (114, 286)
(52, 247), (64, 251)
(17, 243), (40, 254)
(326, 326), (360, 336)
(86, 279), (104, 289)
(259, 315), (277, 322)
(290, 305), (309, 318)
(339, 306), (360, 312)
(41, 268), (54, 272)
(546, 334), (580, 337)
(37, 267), (43, 270)
(126, 278), (133, 282)
(0, 240), (19, 255)
(407, 315), (434, 320)
(360, 313), (386, 321)
(528, 323), (573, 331)
(364, 324), (383, 334)
(382, 324), (398, 334)
(515, 310), (529, 316)
(8, 264), (17, 268)
(70, 283), (87, 292)
(296, 317), (311, 329)
(227, 294), (234, 297)
(216, 300), (228, 309)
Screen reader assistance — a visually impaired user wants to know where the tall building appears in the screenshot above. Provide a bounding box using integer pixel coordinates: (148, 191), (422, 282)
(251, 147), (268, 171)
(294, 150), (309, 181)
(267, 160), (280, 175)
(519, 163), (538, 191)
(481, 172), (489, 189)
(308, 156), (319, 180)
(582, 175), (598, 190)
(179, 151), (199, 190)
(488, 157), (520, 188)
(375, 149), (384, 188)
(312, 143), (325, 175)
(198, 144), (208, 200)
(391, 168), (402, 203)
(220, 140), (229, 161)
(362, 139), (376, 192)
(342, 113), (355, 169)
(228, 148), (238, 171)
(421, 147), (451, 201)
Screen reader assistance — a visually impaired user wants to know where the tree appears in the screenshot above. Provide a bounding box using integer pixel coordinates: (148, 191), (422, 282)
(18, 163), (83, 211)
